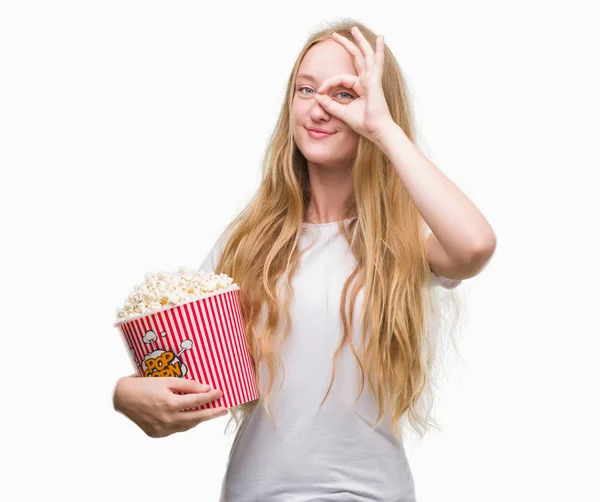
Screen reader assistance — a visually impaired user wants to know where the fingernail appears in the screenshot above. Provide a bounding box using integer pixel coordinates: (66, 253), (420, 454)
(201, 384), (211, 391)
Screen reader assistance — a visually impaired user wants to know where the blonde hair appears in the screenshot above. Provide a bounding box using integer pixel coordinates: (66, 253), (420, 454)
(214, 18), (465, 442)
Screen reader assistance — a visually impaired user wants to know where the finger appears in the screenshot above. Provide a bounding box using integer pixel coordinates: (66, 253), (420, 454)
(313, 93), (346, 121)
(176, 388), (223, 411)
(374, 36), (384, 81)
(317, 74), (359, 96)
(178, 407), (229, 427)
(331, 32), (366, 74)
(163, 377), (212, 394)
(350, 26), (375, 69)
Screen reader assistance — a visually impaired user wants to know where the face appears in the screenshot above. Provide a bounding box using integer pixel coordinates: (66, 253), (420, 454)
(291, 39), (360, 169)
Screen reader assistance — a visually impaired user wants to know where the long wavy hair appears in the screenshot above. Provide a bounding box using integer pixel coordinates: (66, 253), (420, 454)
(213, 18), (464, 442)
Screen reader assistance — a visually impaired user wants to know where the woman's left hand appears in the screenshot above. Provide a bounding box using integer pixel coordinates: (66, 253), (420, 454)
(314, 26), (394, 144)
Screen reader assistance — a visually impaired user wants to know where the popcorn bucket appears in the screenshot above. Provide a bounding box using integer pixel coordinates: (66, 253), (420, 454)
(113, 286), (259, 410)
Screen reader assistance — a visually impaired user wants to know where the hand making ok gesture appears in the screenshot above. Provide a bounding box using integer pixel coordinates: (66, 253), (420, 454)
(314, 26), (394, 144)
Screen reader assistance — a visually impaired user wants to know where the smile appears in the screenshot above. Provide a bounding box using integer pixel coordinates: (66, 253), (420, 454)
(307, 129), (335, 139)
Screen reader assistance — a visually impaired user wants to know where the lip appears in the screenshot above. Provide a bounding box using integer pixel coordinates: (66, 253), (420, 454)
(306, 127), (335, 139)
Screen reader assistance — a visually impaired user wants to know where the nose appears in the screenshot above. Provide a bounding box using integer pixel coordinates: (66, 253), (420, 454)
(309, 96), (331, 122)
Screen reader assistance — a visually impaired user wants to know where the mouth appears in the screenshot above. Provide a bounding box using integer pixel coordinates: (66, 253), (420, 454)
(306, 128), (335, 139)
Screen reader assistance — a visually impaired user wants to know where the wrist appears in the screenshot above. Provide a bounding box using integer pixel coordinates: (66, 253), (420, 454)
(371, 119), (401, 150)
(113, 375), (133, 412)
(374, 121), (412, 162)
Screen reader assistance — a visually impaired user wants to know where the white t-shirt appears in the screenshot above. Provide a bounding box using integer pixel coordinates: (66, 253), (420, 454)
(198, 218), (461, 502)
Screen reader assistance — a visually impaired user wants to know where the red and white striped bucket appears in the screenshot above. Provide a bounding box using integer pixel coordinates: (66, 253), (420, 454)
(114, 286), (259, 410)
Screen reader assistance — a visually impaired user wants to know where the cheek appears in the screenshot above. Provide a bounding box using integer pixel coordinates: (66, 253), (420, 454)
(291, 120), (302, 145)
(291, 104), (306, 126)
(290, 107), (301, 131)
(341, 131), (360, 154)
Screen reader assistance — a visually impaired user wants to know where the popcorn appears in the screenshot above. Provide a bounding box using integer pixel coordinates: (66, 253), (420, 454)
(115, 267), (238, 322)
(113, 266), (259, 409)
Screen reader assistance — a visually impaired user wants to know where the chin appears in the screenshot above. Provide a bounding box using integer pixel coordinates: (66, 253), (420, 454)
(299, 149), (338, 164)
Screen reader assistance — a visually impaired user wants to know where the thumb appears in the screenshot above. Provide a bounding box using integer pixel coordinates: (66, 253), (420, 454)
(162, 377), (211, 393)
(314, 93), (345, 120)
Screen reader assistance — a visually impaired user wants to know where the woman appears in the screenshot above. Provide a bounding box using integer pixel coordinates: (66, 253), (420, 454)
(113, 19), (496, 501)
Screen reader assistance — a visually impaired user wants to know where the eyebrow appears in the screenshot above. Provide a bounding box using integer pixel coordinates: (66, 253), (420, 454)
(296, 73), (317, 82)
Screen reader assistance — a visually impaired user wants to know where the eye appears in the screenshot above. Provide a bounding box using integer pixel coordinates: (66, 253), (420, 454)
(298, 86), (315, 95)
(298, 86), (355, 100)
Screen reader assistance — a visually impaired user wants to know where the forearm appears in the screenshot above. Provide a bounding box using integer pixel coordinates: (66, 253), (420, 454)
(113, 374), (136, 412)
(373, 121), (496, 262)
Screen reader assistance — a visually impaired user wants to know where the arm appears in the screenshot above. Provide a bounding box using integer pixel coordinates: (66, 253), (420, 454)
(113, 373), (136, 412)
(373, 121), (496, 280)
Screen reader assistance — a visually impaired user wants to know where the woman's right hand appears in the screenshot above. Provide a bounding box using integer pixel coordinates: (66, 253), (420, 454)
(113, 376), (228, 438)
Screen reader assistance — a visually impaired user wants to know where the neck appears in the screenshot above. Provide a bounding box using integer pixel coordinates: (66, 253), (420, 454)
(304, 160), (353, 224)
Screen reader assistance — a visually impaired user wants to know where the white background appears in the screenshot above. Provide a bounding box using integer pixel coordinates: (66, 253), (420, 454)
(1, 1), (598, 501)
